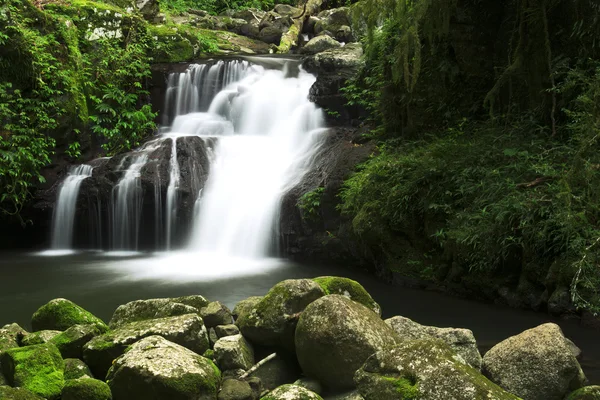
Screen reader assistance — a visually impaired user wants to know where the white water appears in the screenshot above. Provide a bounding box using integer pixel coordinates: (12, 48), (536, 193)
(165, 136), (180, 250)
(50, 165), (94, 251)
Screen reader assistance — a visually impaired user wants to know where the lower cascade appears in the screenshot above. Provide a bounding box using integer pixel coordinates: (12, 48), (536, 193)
(48, 57), (325, 256)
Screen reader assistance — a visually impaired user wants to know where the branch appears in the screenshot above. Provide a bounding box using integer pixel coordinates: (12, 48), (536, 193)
(515, 176), (554, 189)
(239, 353), (277, 379)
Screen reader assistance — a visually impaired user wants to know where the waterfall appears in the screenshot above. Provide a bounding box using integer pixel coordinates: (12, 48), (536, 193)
(50, 165), (93, 250)
(165, 136), (180, 250)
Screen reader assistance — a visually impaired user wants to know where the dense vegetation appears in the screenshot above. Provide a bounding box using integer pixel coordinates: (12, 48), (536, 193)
(337, 0), (600, 312)
(160, 0), (293, 16)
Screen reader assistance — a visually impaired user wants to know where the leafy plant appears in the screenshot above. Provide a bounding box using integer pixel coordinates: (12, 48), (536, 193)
(298, 187), (325, 221)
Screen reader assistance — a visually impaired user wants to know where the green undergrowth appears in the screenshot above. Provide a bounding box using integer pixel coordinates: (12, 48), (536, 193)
(160, 0), (295, 15)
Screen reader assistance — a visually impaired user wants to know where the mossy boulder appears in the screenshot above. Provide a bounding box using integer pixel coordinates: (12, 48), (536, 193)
(50, 324), (103, 359)
(63, 358), (93, 380)
(236, 279), (325, 351)
(232, 296), (262, 320)
(385, 315), (482, 370)
(31, 298), (108, 332)
(201, 301), (233, 328)
(214, 324), (240, 338)
(218, 378), (254, 400)
(482, 323), (586, 400)
(295, 295), (400, 391)
(107, 335), (221, 400)
(109, 298), (200, 329)
(312, 276), (381, 315)
(566, 386), (600, 400)
(260, 384), (323, 400)
(246, 353), (300, 391)
(214, 334), (254, 371)
(300, 36), (341, 55)
(355, 339), (520, 400)
(0, 343), (65, 400)
(62, 377), (112, 400)
(1, 324), (28, 350)
(21, 330), (61, 347)
(0, 386), (43, 399)
(84, 313), (209, 379)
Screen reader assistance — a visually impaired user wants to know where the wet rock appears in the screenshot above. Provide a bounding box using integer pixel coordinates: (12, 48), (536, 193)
(218, 378), (254, 400)
(214, 334), (254, 371)
(0, 386), (43, 399)
(355, 339), (519, 400)
(295, 295), (400, 390)
(566, 386), (600, 400)
(482, 323), (586, 400)
(247, 353), (300, 391)
(201, 301), (233, 328)
(21, 330), (61, 346)
(62, 377), (112, 400)
(314, 8), (352, 39)
(31, 298), (107, 332)
(83, 313), (209, 379)
(107, 335), (220, 400)
(262, 384), (323, 400)
(64, 358), (93, 380)
(50, 324), (103, 359)
(293, 378), (322, 394)
(300, 35), (341, 54)
(215, 324), (240, 338)
(109, 298), (200, 329)
(1, 343), (65, 400)
(236, 279), (325, 351)
(312, 276), (380, 315)
(385, 315), (482, 370)
(232, 296), (262, 320)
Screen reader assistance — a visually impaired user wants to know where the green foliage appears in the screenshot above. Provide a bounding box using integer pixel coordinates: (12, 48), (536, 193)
(298, 187), (325, 221)
(160, 0), (293, 15)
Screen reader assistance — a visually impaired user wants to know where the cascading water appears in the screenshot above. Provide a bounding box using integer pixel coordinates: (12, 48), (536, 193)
(50, 165), (93, 250)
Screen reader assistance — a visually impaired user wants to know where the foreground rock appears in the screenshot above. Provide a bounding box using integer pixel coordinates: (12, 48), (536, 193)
(567, 386), (600, 399)
(482, 323), (586, 400)
(31, 299), (108, 332)
(214, 334), (254, 371)
(295, 295), (400, 390)
(0, 386), (43, 399)
(63, 358), (93, 380)
(247, 353), (300, 391)
(261, 384), (323, 400)
(312, 276), (381, 315)
(61, 377), (112, 400)
(1, 343), (64, 399)
(21, 330), (61, 346)
(107, 336), (220, 400)
(355, 339), (519, 400)
(50, 324), (103, 359)
(218, 379), (254, 400)
(236, 279), (325, 350)
(201, 301), (233, 328)
(232, 297), (262, 320)
(109, 296), (208, 328)
(84, 313), (209, 378)
(386, 315), (481, 370)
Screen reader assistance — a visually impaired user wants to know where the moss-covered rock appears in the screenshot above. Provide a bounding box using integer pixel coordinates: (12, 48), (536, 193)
(214, 324), (240, 338)
(246, 353), (300, 391)
(300, 35), (341, 55)
(482, 323), (586, 400)
(64, 358), (93, 380)
(0, 386), (43, 400)
(109, 298), (199, 329)
(21, 330), (62, 347)
(214, 334), (254, 371)
(0, 343), (65, 400)
(566, 386), (600, 400)
(236, 279), (325, 351)
(31, 298), (108, 333)
(218, 378), (254, 400)
(355, 339), (519, 400)
(295, 295), (400, 391)
(232, 296), (262, 320)
(107, 335), (221, 400)
(0, 324), (28, 351)
(201, 301), (233, 328)
(62, 377), (112, 400)
(50, 324), (103, 359)
(312, 276), (381, 315)
(260, 384), (323, 400)
(83, 313), (209, 379)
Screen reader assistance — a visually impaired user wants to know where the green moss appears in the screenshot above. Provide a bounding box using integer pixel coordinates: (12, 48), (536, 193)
(0, 386), (44, 400)
(63, 358), (92, 380)
(382, 376), (419, 399)
(312, 276), (380, 315)
(566, 386), (600, 400)
(31, 299), (108, 332)
(50, 324), (103, 359)
(202, 349), (215, 360)
(0, 343), (65, 400)
(62, 378), (112, 400)
(277, 23), (300, 53)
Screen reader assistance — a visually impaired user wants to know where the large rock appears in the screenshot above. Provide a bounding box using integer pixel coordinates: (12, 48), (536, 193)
(136, 0), (159, 21)
(355, 339), (519, 400)
(201, 301), (233, 328)
(1, 343), (65, 400)
(482, 323), (586, 400)
(31, 298), (108, 332)
(83, 313), (209, 378)
(50, 324), (103, 359)
(61, 377), (112, 400)
(214, 334), (254, 371)
(385, 315), (481, 370)
(312, 276), (380, 315)
(295, 295), (400, 390)
(0, 387), (43, 399)
(63, 358), (93, 380)
(247, 353), (300, 391)
(232, 296), (262, 320)
(109, 297), (203, 329)
(567, 386), (600, 400)
(236, 279), (325, 351)
(21, 330), (61, 347)
(106, 335), (221, 400)
(1, 324), (27, 348)
(0, 329), (19, 352)
(300, 35), (341, 54)
(218, 379), (254, 400)
(261, 384), (323, 400)
(215, 324), (240, 338)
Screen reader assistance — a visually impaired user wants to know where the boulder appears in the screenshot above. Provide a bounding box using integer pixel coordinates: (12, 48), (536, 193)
(50, 324), (103, 359)
(293, 378), (322, 394)
(215, 324), (240, 338)
(136, 0), (159, 21)
(214, 334), (254, 371)
(106, 335), (221, 400)
(31, 298), (108, 332)
(334, 25), (353, 43)
(567, 386), (600, 400)
(232, 296), (262, 320)
(0, 329), (19, 352)
(482, 323), (586, 400)
(61, 377), (112, 400)
(233, 8), (266, 23)
(314, 7), (351, 36)
(273, 4), (301, 16)
(201, 301), (233, 328)
(237, 279), (325, 351)
(247, 353), (300, 391)
(355, 339), (519, 400)
(84, 313), (209, 379)
(259, 26), (285, 45)
(21, 330), (61, 346)
(385, 316), (481, 370)
(0, 387), (43, 399)
(300, 36), (341, 55)
(109, 298), (201, 329)
(261, 384), (323, 400)
(218, 379), (254, 400)
(295, 295), (400, 390)
(312, 276), (380, 315)
(0, 343), (65, 400)
(326, 391), (364, 400)
(64, 358), (93, 380)
(1, 324), (27, 347)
